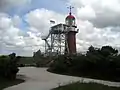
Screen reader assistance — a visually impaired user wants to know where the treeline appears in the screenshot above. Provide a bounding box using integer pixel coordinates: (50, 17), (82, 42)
(0, 53), (20, 80)
(48, 46), (120, 82)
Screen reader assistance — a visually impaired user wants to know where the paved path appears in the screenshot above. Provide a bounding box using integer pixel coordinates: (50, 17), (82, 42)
(4, 67), (120, 90)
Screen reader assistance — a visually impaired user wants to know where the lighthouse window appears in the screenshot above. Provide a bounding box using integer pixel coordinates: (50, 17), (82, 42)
(66, 18), (75, 26)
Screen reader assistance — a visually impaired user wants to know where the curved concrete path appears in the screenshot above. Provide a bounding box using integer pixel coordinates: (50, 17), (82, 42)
(4, 67), (120, 90)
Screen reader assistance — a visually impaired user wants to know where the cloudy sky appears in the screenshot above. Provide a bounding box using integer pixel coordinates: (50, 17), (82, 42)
(0, 0), (120, 56)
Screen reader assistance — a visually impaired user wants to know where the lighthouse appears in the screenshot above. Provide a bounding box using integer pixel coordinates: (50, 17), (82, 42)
(65, 6), (78, 55)
(42, 6), (78, 57)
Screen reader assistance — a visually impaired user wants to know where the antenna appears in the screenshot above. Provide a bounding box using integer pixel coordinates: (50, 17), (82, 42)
(67, 6), (74, 15)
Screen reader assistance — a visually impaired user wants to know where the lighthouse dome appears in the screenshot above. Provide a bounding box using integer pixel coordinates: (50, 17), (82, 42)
(66, 14), (75, 20)
(65, 13), (76, 26)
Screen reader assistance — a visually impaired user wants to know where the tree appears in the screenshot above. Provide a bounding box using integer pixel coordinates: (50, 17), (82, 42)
(100, 46), (118, 57)
(88, 45), (95, 53)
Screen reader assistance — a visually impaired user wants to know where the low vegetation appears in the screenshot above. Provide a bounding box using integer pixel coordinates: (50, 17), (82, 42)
(33, 50), (51, 67)
(48, 46), (120, 82)
(0, 53), (24, 89)
(0, 78), (24, 90)
(17, 56), (34, 67)
(52, 82), (120, 90)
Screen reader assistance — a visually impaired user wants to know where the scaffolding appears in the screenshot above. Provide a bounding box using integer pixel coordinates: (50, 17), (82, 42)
(42, 23), (69, 56)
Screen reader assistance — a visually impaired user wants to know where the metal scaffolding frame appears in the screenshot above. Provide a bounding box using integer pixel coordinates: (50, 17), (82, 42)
(42, 24), (68, 56)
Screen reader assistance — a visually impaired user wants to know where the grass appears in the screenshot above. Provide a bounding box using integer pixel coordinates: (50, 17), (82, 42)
(0, 78), (24, 90)
(52, 82), (120, 90)
(48, 69), (120, 82)
(18, 57), (34, 65)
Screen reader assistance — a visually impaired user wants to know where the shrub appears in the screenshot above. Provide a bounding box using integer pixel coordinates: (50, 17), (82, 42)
(49, 46), (120, 81)
(0, 53), (19, 80)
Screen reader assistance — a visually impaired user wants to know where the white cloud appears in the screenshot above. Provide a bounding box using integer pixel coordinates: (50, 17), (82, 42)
(25, 8), (65, 35)
(0, 17), (12, 30)
(70, 0), (120, 28)
(0, 12), (44, 56)
(76, 20), (120, 52)
(12, 15), (22, 27)
(76, 5), (96, 20)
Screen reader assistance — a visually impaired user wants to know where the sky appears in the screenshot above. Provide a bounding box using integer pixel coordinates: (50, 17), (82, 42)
(0, 0), (120, 56)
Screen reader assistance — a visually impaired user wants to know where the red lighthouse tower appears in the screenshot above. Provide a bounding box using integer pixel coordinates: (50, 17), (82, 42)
(65, 6), (78, 55)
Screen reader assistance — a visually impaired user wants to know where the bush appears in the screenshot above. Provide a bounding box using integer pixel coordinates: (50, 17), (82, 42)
(49, 55), (68, 73)
(49, 46), (120, 81)
(33, 50), (51, 67)
(0, 53), (19, 80)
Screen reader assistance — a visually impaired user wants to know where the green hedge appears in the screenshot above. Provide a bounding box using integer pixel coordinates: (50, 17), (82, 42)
(0, 53), (19, 80)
